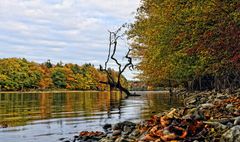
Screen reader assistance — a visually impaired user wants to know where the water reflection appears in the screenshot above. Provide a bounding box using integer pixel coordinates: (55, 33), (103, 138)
(0, 91), (183, 142)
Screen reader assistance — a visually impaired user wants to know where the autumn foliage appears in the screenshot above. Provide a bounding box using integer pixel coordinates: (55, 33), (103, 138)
(0, 58), (127, 91)
(128, 0), (240, 90)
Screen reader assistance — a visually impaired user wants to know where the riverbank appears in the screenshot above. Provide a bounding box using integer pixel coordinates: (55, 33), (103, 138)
(0, 90), (102, 94)
(0, 90), (169, 94)
(67, 90), (240, 142)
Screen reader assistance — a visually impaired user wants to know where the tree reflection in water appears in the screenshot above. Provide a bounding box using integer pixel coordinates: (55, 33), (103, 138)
(0, 91), (183, 127)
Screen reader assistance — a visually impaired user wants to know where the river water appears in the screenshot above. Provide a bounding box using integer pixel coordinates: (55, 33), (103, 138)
(0, 91), (183, 142)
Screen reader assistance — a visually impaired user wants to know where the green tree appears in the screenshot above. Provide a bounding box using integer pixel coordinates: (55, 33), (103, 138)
(51, 67), (67, 88)
(0, 58), (41, 90)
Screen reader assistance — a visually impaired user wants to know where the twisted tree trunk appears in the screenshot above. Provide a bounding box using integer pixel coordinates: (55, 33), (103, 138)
(99, 26), (138, 97)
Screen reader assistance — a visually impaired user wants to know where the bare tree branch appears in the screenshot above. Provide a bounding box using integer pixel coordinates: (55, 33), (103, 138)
(99, 25), (135, 96)
(104, 31), (112, 69)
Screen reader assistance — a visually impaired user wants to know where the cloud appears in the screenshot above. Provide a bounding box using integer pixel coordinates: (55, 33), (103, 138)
(0, 0), (140, 79)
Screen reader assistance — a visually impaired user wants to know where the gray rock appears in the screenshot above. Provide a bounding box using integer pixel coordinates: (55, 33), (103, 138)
(123, 126), (132, 134)
(219, 118), (232, 125)
(115, 137), (135, 142)
(217, 93), (227, 99)
(115, 137), (123, 142)
(103, 124), (112, 131)
(182, 114), (192, 120)
(200, 98), (207, 103)
(99, 138), (114, 142)
(188, 98), (196, 104)
(187, 107), (197, 114)
(226, 104), (234, 109)
(224, 88), (232, 94)
(111, 135), (119, 140)
(122, 134), (128, 139)
(112, 123), (122, 130)
(59, 138), (65, 141)
(227, 122), (233, 128)
(220, 125), (240, 142)
(201, 103), (214, 109)
(106, 134), (112, 139)
(112, 130), (121, 136)
(122, 138), (135, 142)
(122, 121), (136, 127)
(234, 110), (240, 116)
(213, 98), (222, 103)
(234, 117), (240, 125)
(111, 121), (136, 131)
(129, 129), (140, 137)
(193, 111), (205, 120)
(208, 95), (214, 100)
(203, 121), (227, 130)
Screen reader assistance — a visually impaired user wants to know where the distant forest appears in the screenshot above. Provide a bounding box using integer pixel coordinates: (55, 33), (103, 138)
(0, 58), (128, 91)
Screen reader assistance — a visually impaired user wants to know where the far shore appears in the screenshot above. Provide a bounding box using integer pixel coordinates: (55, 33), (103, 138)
(0, 90), (101, 94)
(0, 90), (169, 94)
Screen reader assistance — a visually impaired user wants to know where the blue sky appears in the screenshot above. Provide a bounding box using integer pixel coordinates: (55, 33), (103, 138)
(0, 0), (140, 80)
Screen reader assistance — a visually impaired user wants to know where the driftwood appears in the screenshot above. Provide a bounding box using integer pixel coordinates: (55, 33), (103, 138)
(99, 26), (137, 96)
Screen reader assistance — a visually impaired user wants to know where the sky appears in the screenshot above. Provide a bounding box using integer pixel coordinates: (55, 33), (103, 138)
(0, 0), (140, 80)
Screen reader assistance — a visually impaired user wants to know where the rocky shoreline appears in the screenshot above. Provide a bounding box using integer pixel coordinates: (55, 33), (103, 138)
(63, 90), (240, 142)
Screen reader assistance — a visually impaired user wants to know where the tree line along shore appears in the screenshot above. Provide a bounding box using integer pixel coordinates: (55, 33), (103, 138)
(0, 58), (128, 92)
(127, 0), (240, 92)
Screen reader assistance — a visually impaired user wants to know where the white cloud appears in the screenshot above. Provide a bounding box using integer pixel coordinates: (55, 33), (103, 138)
(0, 0), (140, 79)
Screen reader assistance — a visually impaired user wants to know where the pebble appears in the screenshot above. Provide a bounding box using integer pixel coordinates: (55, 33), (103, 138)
(74, 135), (79, 139)
(59, 138), (66, 141)
(112, 123), (121, 130)
(111, 135), (119, 140)
(123, 126), (132, 134)
(73, 90), (240, 142)
(234, 110), (240, 116)
(226, 122), (233, 128)
(188, 98), (196, 104)
(129, 129), (140, 137)
(226, 104), (234, 109)
(216, 93), (228, 99)
(219, 118), (233, 125)
(213, 98), (222, 103)
(208, 95), (214, 100)
(200, 98), (207, 103)
(112, 130), (121, 136)
(103, 124), (112, 131)
(201, 103), (214, 109)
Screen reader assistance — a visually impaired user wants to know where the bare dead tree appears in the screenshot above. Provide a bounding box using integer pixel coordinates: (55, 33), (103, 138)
(99, 26), (136, 96)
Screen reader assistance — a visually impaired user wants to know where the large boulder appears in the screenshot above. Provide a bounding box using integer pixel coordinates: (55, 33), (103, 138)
(220, 125), (240, 142)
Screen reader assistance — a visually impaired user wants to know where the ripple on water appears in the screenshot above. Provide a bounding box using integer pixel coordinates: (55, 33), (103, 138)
(0, 91), (183, 142)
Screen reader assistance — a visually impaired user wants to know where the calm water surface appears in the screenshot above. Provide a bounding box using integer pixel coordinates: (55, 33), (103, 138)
(0, 91), (183, 142)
